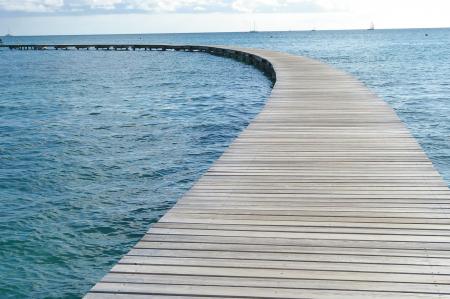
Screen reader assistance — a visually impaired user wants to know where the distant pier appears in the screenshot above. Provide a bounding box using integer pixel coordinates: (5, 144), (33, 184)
(4, 44), (450, 298)
(0, 44), (275, 81)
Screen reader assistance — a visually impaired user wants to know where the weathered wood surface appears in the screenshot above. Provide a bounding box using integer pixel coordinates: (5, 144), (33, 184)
(80, 46), (449, 298)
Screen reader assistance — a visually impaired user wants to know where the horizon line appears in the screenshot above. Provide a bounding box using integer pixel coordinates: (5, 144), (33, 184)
(3, 26), (449, 38)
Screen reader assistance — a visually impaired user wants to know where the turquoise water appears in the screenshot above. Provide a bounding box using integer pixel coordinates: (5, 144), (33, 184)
(0, 49), (272, 298)
(1, 29), (449, 298)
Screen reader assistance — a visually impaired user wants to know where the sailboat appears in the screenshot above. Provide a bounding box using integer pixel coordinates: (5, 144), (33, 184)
(250, 21), (257, 33)
(368, 22), (375, 30)
(5, 27), (13, 37)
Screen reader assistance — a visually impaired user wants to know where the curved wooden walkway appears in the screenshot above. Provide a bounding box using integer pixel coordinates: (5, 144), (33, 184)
(14, 45), (447, 298)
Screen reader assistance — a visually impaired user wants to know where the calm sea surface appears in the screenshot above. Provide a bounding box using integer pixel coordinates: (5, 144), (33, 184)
(1, 29), (449, 298)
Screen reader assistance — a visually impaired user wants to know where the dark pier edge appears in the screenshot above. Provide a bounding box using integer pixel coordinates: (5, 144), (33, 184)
(0, 44), (277, 84)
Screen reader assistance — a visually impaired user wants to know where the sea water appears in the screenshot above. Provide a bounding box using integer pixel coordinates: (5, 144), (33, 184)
(0, 28), (449, 298)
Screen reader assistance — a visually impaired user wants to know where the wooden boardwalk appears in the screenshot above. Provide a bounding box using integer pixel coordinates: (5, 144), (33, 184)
(7, 44), (449, 298)
(81, 46), (450, 298)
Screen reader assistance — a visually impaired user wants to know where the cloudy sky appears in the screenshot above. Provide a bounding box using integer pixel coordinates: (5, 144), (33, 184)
(0, 0), (449, 35)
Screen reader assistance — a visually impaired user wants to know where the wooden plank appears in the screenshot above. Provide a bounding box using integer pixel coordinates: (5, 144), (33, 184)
(127, 248), (450, 265)
(89, 282), (450, 299)
(133, 241), (450, 258)
(117, 255), (450, 274)
(101, 273), (450, 294)
(84, 45), (450, 298)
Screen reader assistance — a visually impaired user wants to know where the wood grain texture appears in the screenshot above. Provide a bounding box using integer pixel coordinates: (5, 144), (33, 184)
(85, 46), (450, 298)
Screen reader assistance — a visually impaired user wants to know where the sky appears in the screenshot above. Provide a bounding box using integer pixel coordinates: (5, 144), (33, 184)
(0, 0), (449, 35)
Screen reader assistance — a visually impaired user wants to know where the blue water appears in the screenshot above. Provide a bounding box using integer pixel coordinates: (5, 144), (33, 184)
(1, 29), (449, 298)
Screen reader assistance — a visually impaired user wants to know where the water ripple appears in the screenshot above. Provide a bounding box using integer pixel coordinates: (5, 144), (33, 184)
(0, 50), (271, 298)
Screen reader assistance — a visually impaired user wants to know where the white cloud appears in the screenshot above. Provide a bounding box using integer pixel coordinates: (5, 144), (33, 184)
(232, 0), (278, 13)
(83, 0), (122, 10)
(3, 0), (450, 37)
(0, 0), (63, 12)
(0, 0), (342, 14)
(1, 0), (450, 29)
(230, 0), (341, 13)
(124, 0), (216, 12)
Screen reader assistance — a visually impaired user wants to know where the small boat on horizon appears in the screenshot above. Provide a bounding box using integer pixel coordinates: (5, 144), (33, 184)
(368, 22), (375, 30)
(249, 21), (257, 33)
(5, 27), (13, 37)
